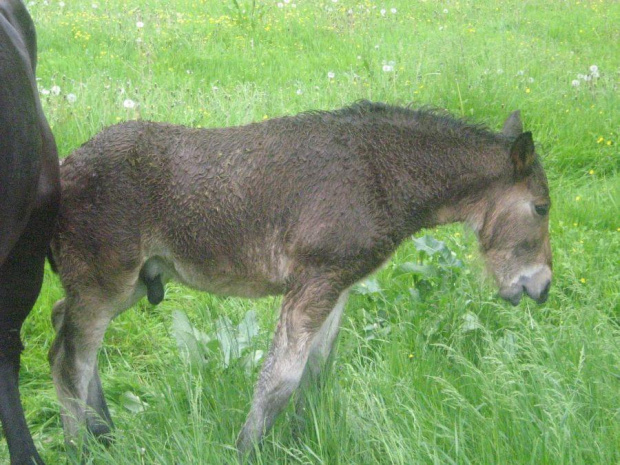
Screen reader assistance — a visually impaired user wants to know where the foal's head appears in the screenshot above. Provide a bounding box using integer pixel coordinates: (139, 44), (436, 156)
(477, 111), (552, 305)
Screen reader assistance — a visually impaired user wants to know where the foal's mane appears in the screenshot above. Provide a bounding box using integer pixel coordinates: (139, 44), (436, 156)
(291, 100), (502, 143)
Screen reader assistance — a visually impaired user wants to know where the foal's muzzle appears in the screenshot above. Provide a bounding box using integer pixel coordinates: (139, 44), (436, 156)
(499, 266), (552, 306)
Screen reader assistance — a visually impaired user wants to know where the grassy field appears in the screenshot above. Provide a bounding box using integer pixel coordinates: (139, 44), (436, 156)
(3, 0), (619, 463)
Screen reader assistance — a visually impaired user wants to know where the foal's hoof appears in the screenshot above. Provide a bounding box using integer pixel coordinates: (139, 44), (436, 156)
(88, 422), (114, 447)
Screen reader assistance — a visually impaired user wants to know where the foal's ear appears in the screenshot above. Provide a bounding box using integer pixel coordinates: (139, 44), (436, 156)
(502, 110), (523, 138)
(510, 131), (536, 176)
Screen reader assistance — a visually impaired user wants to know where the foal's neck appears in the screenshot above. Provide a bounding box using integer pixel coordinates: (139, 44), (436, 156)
(419, 143), (513, 233)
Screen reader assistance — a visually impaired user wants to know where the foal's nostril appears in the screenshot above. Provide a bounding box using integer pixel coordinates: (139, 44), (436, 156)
(538, 280), (551, 303)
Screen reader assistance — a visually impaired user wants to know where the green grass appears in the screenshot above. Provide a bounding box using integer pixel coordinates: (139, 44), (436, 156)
(3, 0), (619, 463)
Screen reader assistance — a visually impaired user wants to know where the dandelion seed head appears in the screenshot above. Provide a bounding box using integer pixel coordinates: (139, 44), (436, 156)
(123, 99), (136, 109)
(589, 65), (598, 73)
(571, 79), (580, 87)
(136, 21), (144, 28)
(51, 85), (61, 96)
(327, 71), (335, 79)
(66, 93), (77, 103)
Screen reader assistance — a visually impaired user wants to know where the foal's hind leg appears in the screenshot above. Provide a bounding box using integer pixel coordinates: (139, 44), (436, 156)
(49, 293), (121, 445)
(51, 299), (112, 439)
(236, 275), (346, 455)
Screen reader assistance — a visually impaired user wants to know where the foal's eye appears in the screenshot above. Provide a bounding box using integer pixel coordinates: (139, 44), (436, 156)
(534, 204), (549, 216)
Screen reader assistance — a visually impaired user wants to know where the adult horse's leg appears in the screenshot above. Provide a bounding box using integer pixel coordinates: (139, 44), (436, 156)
(237, 273), (346, 455)
(0, 224), (49, 465)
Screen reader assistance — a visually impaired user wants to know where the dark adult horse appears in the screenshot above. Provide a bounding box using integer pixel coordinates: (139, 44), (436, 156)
(0, 1), (60, 463)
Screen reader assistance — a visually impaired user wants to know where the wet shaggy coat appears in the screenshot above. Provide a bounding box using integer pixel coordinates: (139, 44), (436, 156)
(56, 103), (524, 294)
(49, 101), (551, 455)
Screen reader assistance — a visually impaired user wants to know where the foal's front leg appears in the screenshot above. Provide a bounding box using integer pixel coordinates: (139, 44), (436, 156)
(236, 277), (344, 454)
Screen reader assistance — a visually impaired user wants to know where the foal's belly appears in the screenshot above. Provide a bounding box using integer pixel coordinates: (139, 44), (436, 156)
(171, 258), (289, 299)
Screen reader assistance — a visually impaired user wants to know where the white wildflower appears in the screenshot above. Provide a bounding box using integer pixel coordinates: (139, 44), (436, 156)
(327, 71), (335, 79)
(136, 21), (144, 28)
(123, 99), (136, 109)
